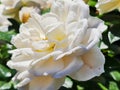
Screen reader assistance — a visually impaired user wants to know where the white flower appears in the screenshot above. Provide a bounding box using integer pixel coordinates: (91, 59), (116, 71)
(0, 5), (11, 32)
(0, 0), (51, 22)
(19, 7), (40, 23)
(7, 0), (107, 89)
(96, 0), (120, 14)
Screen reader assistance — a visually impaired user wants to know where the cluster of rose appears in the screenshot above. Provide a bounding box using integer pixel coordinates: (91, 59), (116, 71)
(0, 0), (120, 90)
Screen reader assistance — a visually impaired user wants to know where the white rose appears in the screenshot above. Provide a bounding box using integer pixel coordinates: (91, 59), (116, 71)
(96, 0), (120, 14)
(7, 0), (107, 90)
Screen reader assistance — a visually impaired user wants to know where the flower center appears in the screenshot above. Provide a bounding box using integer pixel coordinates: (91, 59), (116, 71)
(33, 41), (56, 53)
(21, 13), (31, 23)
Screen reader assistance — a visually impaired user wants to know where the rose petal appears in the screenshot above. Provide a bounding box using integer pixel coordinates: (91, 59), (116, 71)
(68, 19), (88, 48)
(16, 78), (31, 88)
(29, 51), (64, 76)
(46, 23), (66, 41)
(56, 46), (87, 60)
(14, 71), (34, 88)
(24, 13), (45, 39)
(51, 0), (70, 21)
(31, 50), (63, 65)
(83, 46), (105, 68)
(88, 16), (107, 32)
(54, 56), (83, 78)
(70, 46), (105, 81)
(40, 13), (61, 32)
(18, 76), (65, 90)
(86, 28), (101, 50)
(7, 48), (34, 71)
(51, 0), (89, 21)
(9, 48), (34, 61)
(66, 0), (89, 21)
(7, 60), (33, 71)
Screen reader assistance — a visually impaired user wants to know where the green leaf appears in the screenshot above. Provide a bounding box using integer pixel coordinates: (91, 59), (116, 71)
(108, 23), (120, 39)
(101, 13), (120, 25)
(110, 71), (120, 81)
(0, 44), (12, 60)
(77, 85), (84, 90)
(88, 0), (97, 7)
(107, 50), (115, 57)
(0, 30), (16, 42)
(0, 81), (12, 90)
(0, 64), (12, 78)
(109, 81), (119, 90)
(63, 77), (73, 88)
(108, 32), (120, 44)
(98, 83), (108, 90)
(41, 8), (50, 15)
(99, 41), (108, 49)
(110, 44), (120, 55)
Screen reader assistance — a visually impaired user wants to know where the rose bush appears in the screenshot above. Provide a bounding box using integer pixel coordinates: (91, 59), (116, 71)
(7, 0), (107, 90)
(96, 0), (120, 14)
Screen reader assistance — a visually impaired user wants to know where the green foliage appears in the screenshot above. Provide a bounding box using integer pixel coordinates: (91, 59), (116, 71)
(63, 77), (73, 88)
(0, 81), (12, 90)
(77, 85), (84, 90)
(109, 81), (119, 90)
(0, 30), (16, 42)
(110, 71), (120, 82)
(0, 43), (16, 89)
(98, 83), (108, 90)
(88, 0), (97, 7)
(0, 30), (16, 89)
(41, 8), (50, 15)
(0, 64), (11, 79)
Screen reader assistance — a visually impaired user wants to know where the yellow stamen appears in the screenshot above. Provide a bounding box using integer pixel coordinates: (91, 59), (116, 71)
(22, 13), (30, 23)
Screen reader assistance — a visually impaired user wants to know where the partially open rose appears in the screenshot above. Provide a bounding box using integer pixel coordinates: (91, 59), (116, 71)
(96, 0), (120, 14)
(0, 5), (11, 32)
(7, 0), (107, 90)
